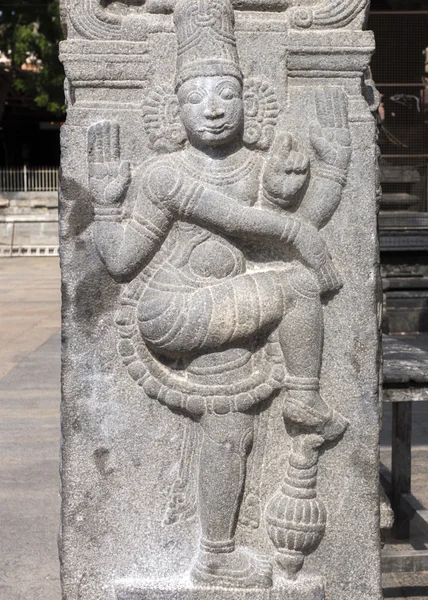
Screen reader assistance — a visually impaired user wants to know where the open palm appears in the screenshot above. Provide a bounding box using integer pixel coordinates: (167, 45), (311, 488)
(88, 121), (131, 205)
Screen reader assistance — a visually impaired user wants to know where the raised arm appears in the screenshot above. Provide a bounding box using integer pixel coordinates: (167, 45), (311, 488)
(298, 88), (352, 229)
(88, 121), (172, 282)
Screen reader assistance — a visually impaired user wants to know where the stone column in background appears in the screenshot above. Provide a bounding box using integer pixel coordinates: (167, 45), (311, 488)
(59, 0), (381, 598)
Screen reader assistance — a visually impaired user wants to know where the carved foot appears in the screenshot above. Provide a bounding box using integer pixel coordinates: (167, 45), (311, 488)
(283, 390), (348, 441)
(190, 547), (273, 589)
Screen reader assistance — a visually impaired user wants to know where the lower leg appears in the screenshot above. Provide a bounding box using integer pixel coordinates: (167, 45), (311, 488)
(278, 280), (324, 408)
(278, 270), (348, 438)
(198, 412), (253, 545)
(192, 412), (272, 588)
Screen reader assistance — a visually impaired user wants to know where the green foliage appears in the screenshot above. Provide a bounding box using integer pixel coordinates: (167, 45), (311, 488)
(0, 0), (64, 115)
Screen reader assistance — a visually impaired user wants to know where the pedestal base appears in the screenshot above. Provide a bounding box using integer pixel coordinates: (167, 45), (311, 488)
(115, 577), (325, 600)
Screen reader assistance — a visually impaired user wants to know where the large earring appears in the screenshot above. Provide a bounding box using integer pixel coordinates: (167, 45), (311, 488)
(243, 78), (280, 151)
(142, 85), (187, 153)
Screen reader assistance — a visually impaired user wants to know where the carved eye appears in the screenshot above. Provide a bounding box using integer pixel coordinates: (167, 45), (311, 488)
(219, 87), (236, 101)
(187, 91), (204, 105)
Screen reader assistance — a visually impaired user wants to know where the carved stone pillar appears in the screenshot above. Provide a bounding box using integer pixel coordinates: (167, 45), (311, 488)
(59, 0), (382, 598)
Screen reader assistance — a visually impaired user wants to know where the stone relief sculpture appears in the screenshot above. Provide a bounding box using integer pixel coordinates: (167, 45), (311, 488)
(85, 0), (352, 590)
(59, 0), (382, 594)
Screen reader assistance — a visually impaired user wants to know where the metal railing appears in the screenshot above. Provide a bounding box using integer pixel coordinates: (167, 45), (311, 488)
(0, 215), (59, 257)
(0, 166), (59, 192)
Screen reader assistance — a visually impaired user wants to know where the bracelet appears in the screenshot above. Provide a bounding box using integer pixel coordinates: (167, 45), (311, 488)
(314, 166), (347, 187)
(281, 218), (301, 245)
(284, 376), (320, 391)
(94, 205), (122, 222)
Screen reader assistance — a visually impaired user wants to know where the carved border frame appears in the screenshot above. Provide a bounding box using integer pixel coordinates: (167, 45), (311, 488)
(62, 0), (369, 39)
(65, 0), (123, 39)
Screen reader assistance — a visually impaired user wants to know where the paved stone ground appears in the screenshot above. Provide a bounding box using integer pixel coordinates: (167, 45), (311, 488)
(0, 257), (427, 599)
(0, 258), (61, 600)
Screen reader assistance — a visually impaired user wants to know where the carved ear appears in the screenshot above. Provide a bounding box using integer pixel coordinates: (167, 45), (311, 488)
(243, 78), (280, 151)
(142, 85), (187, 153)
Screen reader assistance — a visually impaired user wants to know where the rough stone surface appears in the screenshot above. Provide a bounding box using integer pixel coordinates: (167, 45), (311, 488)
(59, 0), (382, 598)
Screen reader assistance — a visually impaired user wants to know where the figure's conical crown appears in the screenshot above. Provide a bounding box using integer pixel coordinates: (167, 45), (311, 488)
(174, 0), (242, 90)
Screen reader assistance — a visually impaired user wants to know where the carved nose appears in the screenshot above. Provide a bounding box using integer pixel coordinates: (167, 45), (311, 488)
(204, 104), (225, 119)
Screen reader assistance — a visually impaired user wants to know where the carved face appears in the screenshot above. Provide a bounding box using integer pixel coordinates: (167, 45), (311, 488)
(177, 76), (244, 147)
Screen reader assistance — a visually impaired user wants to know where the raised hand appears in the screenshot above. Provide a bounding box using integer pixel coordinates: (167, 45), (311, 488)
(310, 88), (351, 175)
(263, 133), (309, 209)
(88, 121), (131, 205)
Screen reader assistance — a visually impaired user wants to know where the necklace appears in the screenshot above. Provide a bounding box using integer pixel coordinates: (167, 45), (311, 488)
(176, 147), (258, 186)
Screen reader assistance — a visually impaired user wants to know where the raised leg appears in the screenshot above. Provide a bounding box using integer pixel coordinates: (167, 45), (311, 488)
(278, 270), (323, 380)
(277, 267), (348, 439)
(277, 268), (324, 410)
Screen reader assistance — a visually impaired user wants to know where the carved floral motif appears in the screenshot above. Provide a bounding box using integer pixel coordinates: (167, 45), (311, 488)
(290, 0), (368, 29)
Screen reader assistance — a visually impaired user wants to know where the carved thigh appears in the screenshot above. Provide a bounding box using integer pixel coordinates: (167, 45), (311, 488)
(137, 270), (286, 355)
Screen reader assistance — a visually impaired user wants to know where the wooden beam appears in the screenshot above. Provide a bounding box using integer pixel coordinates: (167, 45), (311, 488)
(400, 493), (428, 538)
(382, 550), (428, 573)
(380, 463), (392, 497)
(391, 402), (412, 539)
(383, 387), (428, 403)
(380, 466), (428, 537)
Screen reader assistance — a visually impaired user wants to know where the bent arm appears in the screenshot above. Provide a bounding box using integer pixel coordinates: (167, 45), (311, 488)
(297, 174), (344, 230)
(171, 181), (303, 246)
(93, 196), (172, 282)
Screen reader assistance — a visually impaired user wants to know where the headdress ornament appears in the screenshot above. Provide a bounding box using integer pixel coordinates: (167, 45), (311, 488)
(173, 0), (242, 90)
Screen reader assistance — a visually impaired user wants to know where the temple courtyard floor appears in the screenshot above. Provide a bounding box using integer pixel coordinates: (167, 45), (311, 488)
(0, 257), (427, 600)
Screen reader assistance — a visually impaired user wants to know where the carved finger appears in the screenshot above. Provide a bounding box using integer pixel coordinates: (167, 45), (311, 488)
(95, 122), (104, 163)
(276, 133), (293, 158)
(324, 261), (336, 289)
(332, 89), (349, 129)
(336, 89), (349, 129)
(318, 265), (333, 294)
(310, 126), (332, 158)
(322, 259), (343, 292)
(329, 267), (343, 291)
(291, 135), (299, 152)
(104, 162), (131, 205)
(309, 125), (325, 151)
(88, 125), (95, 163)
(88, 124), (102, 163)
(330, 89), (341, 129)
(315, 89), (334, 129)
(103, 121), (112, 162)
(295, 153), (309, 173)
(118, 161), (131, 188)
(284, 150), (298, 173)
(111, 122), (120, 161)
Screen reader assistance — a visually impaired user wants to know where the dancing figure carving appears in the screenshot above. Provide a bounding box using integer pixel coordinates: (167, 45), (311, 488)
(87, 0), (350, 588)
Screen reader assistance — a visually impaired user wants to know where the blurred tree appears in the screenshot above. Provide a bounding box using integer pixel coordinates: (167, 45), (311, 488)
(0, 0), (64, 120)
